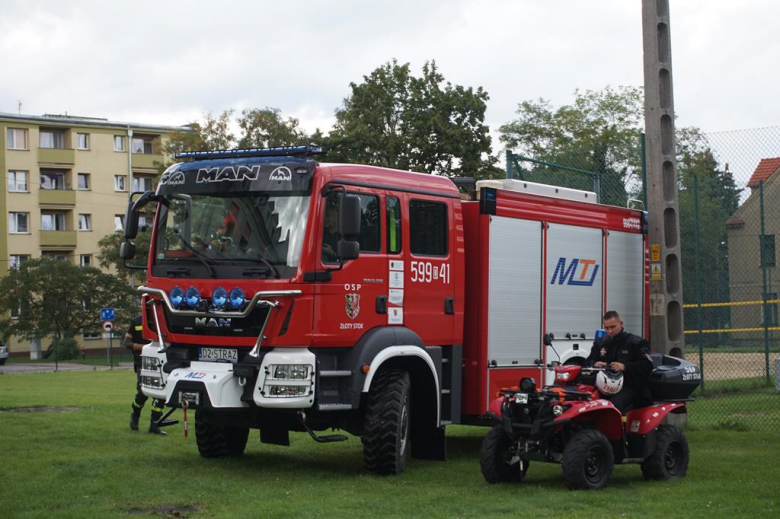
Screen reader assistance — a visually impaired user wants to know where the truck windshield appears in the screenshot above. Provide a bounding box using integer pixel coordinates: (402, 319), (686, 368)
(154, 193), (310, 278)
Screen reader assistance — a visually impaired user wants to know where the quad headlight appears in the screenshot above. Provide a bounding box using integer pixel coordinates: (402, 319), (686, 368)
(269, 364), (310, 380)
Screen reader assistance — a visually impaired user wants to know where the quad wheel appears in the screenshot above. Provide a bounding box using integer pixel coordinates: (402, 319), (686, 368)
(195, 410), (250, 458)
(363, 370), (411, 475)
(641, 425), (689, 480)
(479, 426), (530, 484)
(562, 429), (614, 490)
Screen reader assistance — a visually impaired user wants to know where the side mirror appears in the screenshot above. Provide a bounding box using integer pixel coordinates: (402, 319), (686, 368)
(336, 194), (361, 261)
(543, 334), (553, 346)
(338, 241), (359, 261)
(339, 194), (361, 239)
(124, 190), (156, 239)
(119, 241), (136, 260)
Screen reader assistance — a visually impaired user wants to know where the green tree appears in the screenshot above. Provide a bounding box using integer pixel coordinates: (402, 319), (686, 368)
(237, 107), (309, 148)
(156, 110), (237, 174)
(0, 258), (136, 359)
(676, 127), (742, 342)
(97, 229), (152, 282)
(326, 59), (498, 179)
(499, 86), (644, 206)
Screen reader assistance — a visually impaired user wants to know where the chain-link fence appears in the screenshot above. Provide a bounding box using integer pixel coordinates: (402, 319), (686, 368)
(506, 128), (780, 429)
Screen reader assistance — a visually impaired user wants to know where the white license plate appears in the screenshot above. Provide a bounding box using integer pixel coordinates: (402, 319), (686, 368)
(198, 347), (238, 362)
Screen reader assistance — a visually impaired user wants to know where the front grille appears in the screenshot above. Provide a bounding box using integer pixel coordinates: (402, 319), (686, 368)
(147, 300), (270, 337)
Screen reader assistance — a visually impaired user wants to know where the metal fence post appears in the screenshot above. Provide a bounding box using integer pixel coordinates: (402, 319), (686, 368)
(760, 181), (770, 385)
(694, 173), (705, 392)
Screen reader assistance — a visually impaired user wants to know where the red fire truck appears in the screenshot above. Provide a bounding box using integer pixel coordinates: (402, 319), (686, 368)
(121, 146), (647, 475)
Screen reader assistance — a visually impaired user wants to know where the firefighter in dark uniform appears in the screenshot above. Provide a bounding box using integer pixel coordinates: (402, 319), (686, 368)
(587, 310), (653, 413)
(126, 316), (166, 435)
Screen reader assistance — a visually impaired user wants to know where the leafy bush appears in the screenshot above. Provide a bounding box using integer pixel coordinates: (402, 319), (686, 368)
(44, 337), (80, 361)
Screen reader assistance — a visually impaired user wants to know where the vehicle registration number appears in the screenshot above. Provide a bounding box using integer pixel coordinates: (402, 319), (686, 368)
(198, 347), (238, 362)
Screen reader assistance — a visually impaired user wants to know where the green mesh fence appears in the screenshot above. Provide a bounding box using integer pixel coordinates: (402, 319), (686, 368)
(506, 127), (780, 429)
(681, 126), (780, 429)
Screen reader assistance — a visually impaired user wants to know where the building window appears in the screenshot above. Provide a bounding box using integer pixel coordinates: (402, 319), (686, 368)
(78, 214), (92, 231)
(9, 255), (30, 269)
(42, 252), (68, 261)
(8, 170), (29, 192)
(114, 175), (127, 191)
(77, 133), (89, 150)
(409, 200), (448, 257)
(113, 136), (125, 151)
(41, 170), (67, 190)
(40, 130), (65, 149)
(83, 332), (101, 340)
(115, 214), (125, 231)
(6, 128), (28, 150)
(41, 212), (67, 231)
(80, 254), (92, 267)
(77, 173), (91, 190)
(760, 235), (776, 268)
(133, 176), (153, 192)
(132, 137), (154, 154)
(8, 212), (29, 233)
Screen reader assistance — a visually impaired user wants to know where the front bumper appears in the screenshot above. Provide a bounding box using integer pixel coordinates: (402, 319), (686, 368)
(140, 346), (316, 410)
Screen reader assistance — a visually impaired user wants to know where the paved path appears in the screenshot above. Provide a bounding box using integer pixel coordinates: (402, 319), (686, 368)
(0, 362), (133, 375)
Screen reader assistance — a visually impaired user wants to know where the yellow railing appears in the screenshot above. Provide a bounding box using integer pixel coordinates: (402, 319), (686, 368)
(683, 299), (779, 334)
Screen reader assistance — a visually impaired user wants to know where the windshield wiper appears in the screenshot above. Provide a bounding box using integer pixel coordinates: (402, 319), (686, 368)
(175, 234), (217, 278)
(221, 256), (280, 279)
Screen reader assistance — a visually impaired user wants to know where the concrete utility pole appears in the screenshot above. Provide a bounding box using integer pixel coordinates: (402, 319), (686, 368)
(642, 0), (684, 356)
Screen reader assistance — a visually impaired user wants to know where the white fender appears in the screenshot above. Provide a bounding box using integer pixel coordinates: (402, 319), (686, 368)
(362, 345), (441, 426)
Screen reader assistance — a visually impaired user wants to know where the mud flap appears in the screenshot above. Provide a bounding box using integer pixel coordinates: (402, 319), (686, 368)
(411, 425), (446, 461)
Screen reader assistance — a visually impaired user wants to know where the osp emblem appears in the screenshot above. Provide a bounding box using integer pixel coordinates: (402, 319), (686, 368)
(345, 293), (361, 320)
(269, 166), (292, 182)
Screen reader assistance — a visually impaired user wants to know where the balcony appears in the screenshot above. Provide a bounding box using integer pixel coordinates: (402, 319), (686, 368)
(132, 153), (163, 170)
(39, 189), (76, 206)
(38, 148), (75, 165)
(40, 231), (77, 248)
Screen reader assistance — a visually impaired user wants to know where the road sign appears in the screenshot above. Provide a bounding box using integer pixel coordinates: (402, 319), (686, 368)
(102, 321), (114, 332)
(100, 308), (116, 321)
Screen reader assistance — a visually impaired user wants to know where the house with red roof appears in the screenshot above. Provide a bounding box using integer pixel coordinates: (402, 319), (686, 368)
(726, 158), (780, 339)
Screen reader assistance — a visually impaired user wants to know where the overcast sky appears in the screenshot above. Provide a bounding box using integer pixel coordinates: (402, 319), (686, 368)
(1, 0), (778, 146)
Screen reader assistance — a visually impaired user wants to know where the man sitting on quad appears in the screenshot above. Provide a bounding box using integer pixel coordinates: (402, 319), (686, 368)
(587, 310), (653, 413)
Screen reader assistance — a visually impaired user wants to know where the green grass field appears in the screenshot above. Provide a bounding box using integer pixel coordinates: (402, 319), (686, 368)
(1, 371), (778, 518)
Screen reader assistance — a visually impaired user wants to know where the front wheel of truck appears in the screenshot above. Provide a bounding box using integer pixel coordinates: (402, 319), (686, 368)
(195, 410), (249, 458)
(362, 369), (411, 475)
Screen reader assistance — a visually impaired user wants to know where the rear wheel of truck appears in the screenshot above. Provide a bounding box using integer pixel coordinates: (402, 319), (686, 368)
(479, 426), (529, 484)
(641, 425), (689, 480)
(362, 369), (411, 475)
(561, 429), (614, 490)
(195, 410), (250, 458)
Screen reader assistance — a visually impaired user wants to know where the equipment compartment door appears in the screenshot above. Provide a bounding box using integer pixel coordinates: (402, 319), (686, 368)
(606, 231), (645, 335)
(487, 216), (542, 366)
(546, 223), (604, 340)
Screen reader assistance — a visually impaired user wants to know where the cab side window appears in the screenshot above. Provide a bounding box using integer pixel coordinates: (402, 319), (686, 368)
(409, 199), (447, 256)
(322, 192), (380, 263)
(386, 196), (402, 254)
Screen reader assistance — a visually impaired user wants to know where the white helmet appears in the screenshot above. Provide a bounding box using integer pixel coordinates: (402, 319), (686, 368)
(596, 369), (624, 396)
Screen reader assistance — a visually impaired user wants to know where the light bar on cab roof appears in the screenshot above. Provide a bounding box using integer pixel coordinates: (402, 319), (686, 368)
(175, 145), (323, 160)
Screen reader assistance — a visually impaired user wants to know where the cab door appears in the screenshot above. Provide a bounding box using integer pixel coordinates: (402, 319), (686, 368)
(400, 194), (456, 345)
(313, 188), (387, 346)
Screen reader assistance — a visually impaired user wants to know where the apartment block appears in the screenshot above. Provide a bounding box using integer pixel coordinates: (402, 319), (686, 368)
(1, 112), (188, 358)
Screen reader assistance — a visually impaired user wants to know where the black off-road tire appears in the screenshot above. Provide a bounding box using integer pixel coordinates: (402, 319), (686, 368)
(641, 425), (689, 480)
(562, 429), (614, 490)
(195, 410), (250, 458)
(479, 426), (529, 484)
(363, 370), (411, 475)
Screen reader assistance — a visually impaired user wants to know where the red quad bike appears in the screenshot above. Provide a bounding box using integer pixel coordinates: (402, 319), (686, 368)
(479, 352), (702, 490)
